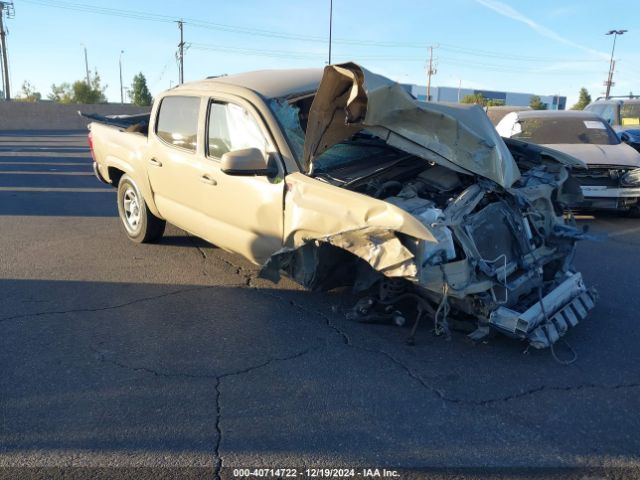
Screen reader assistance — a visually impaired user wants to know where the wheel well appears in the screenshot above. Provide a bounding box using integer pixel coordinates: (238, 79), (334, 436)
(107, 167), (125, 187)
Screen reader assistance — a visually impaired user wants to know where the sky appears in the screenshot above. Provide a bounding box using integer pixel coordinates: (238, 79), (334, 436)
(2, 0), (639, 107)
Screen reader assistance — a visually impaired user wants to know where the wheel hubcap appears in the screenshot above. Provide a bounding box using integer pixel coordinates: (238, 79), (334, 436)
(122, 187), (141, 232)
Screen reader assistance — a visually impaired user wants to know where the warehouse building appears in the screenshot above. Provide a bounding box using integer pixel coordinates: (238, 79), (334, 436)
(404, 84), (566, 110)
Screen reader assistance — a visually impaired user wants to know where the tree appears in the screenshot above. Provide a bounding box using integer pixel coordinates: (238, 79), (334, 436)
(571, 88), (591, 110)
(48, 82), (73, 103)
(16, 81), (42, 102)
(460, 93), (505, 107)
(460, 93), (486, 105)
(131, 73), (153, 106)
(48, 69), (107, 104)
(529, 95), (547, 110)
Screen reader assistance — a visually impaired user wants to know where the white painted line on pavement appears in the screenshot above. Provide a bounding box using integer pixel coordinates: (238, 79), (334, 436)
(609, 226), (640, 238)
(0, 171), (93, 175)
(0, 161), (89, 166)
(0, 187), (113, 192)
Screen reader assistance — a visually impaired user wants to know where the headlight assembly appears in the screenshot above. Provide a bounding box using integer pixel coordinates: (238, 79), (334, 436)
(621, 168), (640, 187)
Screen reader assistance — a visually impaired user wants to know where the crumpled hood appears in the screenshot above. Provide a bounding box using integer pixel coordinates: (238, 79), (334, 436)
(541, 143), (640, 168)
(303, 62), (521, 188)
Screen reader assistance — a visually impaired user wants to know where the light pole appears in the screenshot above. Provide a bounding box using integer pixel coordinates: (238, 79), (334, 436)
(119, 50), (124, 104)
(604, 29), (626, 99)
(81, 43), (90, 85)
(328, 0), (333, 64)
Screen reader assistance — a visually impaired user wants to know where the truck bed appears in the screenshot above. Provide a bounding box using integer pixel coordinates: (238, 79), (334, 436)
(80, 111), (151, 135)
(89, 120), (150, 185)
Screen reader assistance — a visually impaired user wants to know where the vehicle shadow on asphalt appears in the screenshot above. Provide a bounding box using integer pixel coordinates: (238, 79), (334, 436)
(2, 272), (638, 467)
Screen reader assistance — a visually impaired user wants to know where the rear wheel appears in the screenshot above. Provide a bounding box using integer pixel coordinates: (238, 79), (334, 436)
(117, 174), (165, 243)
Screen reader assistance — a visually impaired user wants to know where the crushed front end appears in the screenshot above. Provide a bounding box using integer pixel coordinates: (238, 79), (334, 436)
(264, 62), (597, 349)
(335, 152), (596, 349)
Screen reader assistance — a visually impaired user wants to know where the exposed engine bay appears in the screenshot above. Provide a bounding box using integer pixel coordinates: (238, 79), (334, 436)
(307, 141), (597, 350)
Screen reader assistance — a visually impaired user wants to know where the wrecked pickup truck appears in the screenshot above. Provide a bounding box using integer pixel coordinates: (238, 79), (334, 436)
(87, 63), (596, 349)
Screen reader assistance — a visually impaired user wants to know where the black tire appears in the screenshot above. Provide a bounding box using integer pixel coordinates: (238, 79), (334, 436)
(117, 174), (165, 243)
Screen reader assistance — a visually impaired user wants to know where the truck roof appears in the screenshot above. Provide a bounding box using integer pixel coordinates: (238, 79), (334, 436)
(173, 68), (324, 100)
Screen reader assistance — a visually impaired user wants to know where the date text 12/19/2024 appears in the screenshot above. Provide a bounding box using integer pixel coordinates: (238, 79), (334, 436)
(232, 468), (401, 478)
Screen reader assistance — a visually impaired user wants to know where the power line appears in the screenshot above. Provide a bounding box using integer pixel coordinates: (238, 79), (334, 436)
(21, 0), (604, 65)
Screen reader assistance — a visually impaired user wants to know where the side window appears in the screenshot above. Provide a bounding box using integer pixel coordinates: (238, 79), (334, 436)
(207, 101), (267, 158)
(598, 104), (616, 125)
(156, 96), (200, 152)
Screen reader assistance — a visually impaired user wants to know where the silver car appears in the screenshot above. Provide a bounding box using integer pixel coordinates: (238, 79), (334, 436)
(496, 110), (640, 214)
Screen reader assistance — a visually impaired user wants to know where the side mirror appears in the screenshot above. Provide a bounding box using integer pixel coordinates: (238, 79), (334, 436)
(220, 148), (277, 177)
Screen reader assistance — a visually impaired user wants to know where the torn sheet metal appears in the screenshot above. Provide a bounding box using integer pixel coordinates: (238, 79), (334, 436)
(303, 62), (521, 188)
(263, 172), (444, 282)
(281, 172), (437, 245)
(261, 226), (416, 286)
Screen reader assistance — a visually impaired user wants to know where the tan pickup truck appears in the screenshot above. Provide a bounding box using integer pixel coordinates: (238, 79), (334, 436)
(87, 63), (596, 350)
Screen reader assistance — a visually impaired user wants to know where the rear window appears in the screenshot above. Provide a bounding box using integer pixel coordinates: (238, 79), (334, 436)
(621, 102), (640, 126)
(513, 117), (620, 145)
(156, 96), (200, 152)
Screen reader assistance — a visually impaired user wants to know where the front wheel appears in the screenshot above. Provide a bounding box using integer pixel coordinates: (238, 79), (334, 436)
(117, 174), (165, 243)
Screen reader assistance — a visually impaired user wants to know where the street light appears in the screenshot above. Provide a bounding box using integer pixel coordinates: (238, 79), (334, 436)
(604, 29), (627, 99)
(119, 50), (124, 104)
(80, 43), (90, 85)
(328, 0), (333, 64)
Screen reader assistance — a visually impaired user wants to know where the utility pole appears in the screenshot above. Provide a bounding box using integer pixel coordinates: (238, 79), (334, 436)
(328, 0), (333, 64)
(605, 60), (616, 99)
(119, 50), (124, 104)
(0, 1), (14, 101)
(81, 43), (90, 85)
(177, 20), (184, 84)
(604, 29), (626, 99)
(426, 46), (437, 102)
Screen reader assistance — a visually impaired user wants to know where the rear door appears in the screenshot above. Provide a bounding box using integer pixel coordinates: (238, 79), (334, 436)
(147, 95), (210, 234)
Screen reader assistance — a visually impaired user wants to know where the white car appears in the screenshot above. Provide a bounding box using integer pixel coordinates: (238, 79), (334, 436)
(496, 110), (640, 214)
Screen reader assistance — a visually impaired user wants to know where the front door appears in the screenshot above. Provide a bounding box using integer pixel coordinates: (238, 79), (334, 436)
(195, 98), (285, 265)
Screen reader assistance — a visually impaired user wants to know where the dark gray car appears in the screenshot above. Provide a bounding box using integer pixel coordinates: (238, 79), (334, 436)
(496, 110), (640, 213)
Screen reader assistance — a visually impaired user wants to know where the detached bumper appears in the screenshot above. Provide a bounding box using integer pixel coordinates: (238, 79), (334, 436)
(489, 272), (597, 349)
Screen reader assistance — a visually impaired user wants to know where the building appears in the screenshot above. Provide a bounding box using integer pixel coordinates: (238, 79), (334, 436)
(403, 84), (566, 110)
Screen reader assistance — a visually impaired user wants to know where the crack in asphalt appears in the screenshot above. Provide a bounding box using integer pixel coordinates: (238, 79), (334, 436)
(91, 345), (311, 480)
(185, 232), (256, 288)
(192, 250), (640, 406)
(0, 285), (220, 324)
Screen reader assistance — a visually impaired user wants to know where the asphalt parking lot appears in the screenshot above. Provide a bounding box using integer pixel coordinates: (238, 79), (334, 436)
(1, 130), (639, 478)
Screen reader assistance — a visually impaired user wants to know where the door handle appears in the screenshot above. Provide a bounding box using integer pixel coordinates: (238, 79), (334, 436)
(148, 158), (163, 167)
(200, 174), (217, 186)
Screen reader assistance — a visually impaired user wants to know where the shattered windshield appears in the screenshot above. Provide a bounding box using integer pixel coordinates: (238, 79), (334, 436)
(269, 98), (306, 162)
(513, 117), (620, 145)
(310, 134), (405, 173)
(269, 97), (404, 173)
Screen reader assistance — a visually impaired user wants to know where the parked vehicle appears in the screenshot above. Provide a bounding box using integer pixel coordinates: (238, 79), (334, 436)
(585, 97), (640, 152)
(86, 63), (596, 350)
(496, 110), (640, 213)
